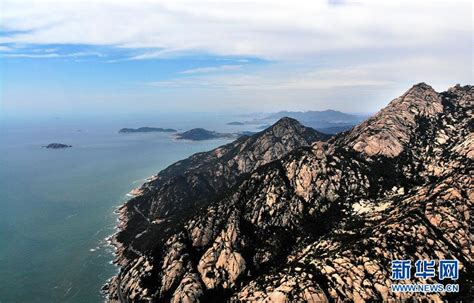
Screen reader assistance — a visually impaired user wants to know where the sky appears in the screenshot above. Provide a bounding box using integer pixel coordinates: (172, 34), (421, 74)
(0, 0), (472, 117)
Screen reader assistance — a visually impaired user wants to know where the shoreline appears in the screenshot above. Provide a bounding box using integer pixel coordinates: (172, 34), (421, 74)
(102, 175), (156, 301)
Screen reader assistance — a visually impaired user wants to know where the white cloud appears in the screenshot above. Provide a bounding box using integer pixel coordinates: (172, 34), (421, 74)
(0, 45), (14, 52)
(0, 0), (471, 60)
(180, 65), (243, 74)
(1, 0), (471, 114)
(146, 55), (470, 92)
(147, 66), (390, 90)
(139, 54), (471, 112)
(30, 48), (59, 53)
(0, 51), (104, 58)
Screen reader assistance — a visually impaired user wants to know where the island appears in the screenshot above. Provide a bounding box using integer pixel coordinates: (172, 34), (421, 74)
(118, 127), (177, 133)
(226, 121), (245, 125)
(43, 143), (72, 149)
(174, 128), (235, 141)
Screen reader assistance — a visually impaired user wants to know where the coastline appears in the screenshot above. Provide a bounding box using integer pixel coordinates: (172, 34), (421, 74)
(102, 175), (156, 301)
(102, 204), (128, 301)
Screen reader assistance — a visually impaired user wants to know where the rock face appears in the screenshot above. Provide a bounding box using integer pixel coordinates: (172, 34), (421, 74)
(105, 84), (473, 302)
(343, 82), (444, 157)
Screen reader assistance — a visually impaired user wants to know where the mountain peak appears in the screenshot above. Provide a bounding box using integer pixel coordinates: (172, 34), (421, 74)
(271, 116), (301, 128)
(343, 83), (444, 157)
(267, 117), (330, 141)
(411, 82), (432, 90)
(447, 84), (474, 94)
(390, 82), (441, 116)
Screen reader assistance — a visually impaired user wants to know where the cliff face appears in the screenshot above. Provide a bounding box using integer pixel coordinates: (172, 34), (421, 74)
(105, 84), (473, 302)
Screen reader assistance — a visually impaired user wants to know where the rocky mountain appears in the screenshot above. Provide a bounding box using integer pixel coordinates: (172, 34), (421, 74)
(104, 84), (473, 302)
(109, 118), (328, 266)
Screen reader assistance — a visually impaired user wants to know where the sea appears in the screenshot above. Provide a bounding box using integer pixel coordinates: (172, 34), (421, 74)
(0, 112), (258, 303)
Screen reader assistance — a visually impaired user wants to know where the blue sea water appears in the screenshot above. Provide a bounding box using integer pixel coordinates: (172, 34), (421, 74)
(0, 113), (254, 303)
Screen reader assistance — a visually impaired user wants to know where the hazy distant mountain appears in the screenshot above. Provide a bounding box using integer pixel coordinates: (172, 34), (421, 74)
(266, 109), (360, 123)
(253, 109), (365, 133)
(256, 124), (271, 130)
(119, 127), (177, 133)
(226, 121), (245, 125)
(105, 84), (473, 302)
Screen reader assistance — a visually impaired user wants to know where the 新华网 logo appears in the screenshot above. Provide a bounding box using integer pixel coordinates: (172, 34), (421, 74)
(390, 259), (459, 293)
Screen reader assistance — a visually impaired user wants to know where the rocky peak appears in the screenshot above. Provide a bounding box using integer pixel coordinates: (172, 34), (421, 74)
(265, 116), (329, 143)
(389, 82), (442, 117)
(269, 116), (304, 133)
(341, 83), (444, 157)
(446, 84), (474, 107)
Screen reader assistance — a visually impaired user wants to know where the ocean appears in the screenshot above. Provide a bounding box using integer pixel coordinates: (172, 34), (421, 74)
(0, 113), (255, 302)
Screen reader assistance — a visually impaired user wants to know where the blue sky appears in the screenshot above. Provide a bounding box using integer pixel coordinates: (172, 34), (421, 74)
(0, 0), (472, 117)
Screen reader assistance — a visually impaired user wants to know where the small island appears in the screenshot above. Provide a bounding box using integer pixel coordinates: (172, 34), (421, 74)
(226, 121), (245, 125)
(43, 143), (72, 149)
(119, 127), (177, 133)
(174, 128), (235, 141)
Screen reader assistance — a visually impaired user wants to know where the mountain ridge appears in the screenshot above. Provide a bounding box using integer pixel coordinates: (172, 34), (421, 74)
(104, 83), (473, 302)
(107, 117), (329, 286)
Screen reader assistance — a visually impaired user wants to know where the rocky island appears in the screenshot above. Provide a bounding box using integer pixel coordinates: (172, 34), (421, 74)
(105, 84), (473, 302)
(119, 127), (177, 133)
(43, 143), (72, 149)
(174, 128), (236, 141)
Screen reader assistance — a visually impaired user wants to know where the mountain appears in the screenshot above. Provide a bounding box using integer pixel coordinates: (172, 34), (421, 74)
(104, 118), (329, 299)
(174, 128), (235, 141)
(119, 127), (177, 133)
(104, 84), (473, 302)
(254, 109), (365, 134)
(266, 109), (360, 123)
